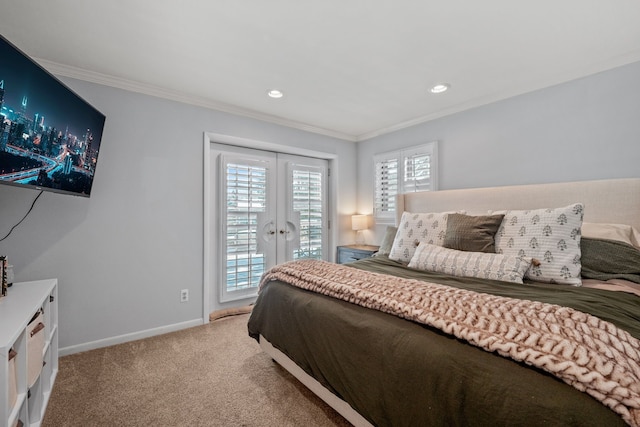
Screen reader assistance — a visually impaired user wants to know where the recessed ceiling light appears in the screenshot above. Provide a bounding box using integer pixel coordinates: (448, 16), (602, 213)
(430, 83), (450, 94)
(267, 89), (284, 99)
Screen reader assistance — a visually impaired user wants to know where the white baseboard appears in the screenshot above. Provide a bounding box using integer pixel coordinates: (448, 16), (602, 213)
(59, 318), (204, 356)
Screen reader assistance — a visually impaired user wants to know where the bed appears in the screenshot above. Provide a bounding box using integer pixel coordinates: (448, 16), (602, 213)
(248, 178), (640, 427)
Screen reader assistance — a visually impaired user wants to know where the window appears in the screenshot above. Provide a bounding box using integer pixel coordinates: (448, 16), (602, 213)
(373, 142), (438, 223)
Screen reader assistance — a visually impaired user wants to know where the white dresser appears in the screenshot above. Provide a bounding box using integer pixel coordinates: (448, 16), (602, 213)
(0, 279), (58, 427)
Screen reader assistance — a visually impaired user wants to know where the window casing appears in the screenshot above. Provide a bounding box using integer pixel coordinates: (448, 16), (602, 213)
(373, 142), (438, 224)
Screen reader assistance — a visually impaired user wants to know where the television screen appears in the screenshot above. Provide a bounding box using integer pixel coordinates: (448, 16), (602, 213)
(0, 35), (106, 197)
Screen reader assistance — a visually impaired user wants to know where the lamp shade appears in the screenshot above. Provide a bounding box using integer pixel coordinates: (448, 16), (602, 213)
(351, 214), (368, 231)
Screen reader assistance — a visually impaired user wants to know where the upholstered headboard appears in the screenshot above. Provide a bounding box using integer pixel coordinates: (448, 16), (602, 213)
(397, 178), (640, 231)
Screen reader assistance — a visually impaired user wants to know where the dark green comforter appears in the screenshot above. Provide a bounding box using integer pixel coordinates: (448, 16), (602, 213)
(248, 256), (640, 426)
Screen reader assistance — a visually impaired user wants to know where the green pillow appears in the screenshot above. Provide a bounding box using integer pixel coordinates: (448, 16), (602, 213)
(375, 226), (397, 256)
(580, 237), (640, 283)
(443, 213), (505, 253)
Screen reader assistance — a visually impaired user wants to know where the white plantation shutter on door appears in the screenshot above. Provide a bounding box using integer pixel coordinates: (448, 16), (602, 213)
(215, 148), (328, 303)
(373, 142), (438, 224)
(221, 155), (276, 301)
(290, 165), (325, 260)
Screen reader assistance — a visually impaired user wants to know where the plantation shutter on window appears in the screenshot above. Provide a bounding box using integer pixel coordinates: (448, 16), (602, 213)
(403, 151), (432, 193)
(374, 154), (399, 221)
(373, 142), (438, 224)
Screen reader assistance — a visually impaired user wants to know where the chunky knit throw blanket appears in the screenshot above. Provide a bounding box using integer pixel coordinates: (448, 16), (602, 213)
(260, 259), (640, 426)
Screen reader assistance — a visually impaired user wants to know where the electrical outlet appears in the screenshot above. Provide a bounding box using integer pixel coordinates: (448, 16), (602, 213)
(180, 289), (189, 303)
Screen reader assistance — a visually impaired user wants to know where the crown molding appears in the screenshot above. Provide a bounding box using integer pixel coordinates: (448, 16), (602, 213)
(34, 51), (640, 144)
(34, 58), (358, 142)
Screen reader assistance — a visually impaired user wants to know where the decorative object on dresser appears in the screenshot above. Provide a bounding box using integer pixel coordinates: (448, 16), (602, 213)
(336, 245), (379, 264)
(1, 279), (58, 427)
(351, 215), (369, 245)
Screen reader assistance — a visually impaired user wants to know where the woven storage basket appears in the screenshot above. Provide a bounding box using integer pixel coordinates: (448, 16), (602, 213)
(26, 310), (45, 388)
(8, 348), (17, 409)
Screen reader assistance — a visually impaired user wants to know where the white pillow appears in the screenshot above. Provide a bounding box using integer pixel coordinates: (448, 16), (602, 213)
(389, 211), (452, 264)
(582, 222), (640, 248)
(408, 243), (532, 284)
(494, 203), (584, 285)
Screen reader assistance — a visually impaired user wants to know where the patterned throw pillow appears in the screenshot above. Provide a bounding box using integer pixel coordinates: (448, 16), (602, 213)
(408, 243), (532, 284)
(494, 203), (584, 285)
(389, 212), (452, 263)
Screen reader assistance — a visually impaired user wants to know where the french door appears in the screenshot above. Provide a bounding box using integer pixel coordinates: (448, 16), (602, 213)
(214, 145), (328, 303)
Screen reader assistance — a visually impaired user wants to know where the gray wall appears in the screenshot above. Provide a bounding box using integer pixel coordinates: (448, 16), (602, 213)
(357, 61), (640, 245)
(2, 59), (638, 353)
(0, 79), (358, 352)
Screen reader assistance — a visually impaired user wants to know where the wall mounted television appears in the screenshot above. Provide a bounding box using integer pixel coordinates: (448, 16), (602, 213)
(0, 34), (105, 197)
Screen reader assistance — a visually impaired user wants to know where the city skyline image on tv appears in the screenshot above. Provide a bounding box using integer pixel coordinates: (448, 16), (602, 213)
(0, 34), (106, 197)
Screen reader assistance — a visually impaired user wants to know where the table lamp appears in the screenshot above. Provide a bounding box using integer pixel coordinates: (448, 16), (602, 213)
(351, 214), (368, 245)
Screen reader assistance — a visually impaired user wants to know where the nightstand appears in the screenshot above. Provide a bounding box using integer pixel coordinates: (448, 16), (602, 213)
(336, 244), (380, 264)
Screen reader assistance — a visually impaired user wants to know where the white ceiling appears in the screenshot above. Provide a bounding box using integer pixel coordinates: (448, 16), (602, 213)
(1, 1), (640, 141)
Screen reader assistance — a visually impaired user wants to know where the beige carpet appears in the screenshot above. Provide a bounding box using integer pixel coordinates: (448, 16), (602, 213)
(43, 313), (351, 427)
